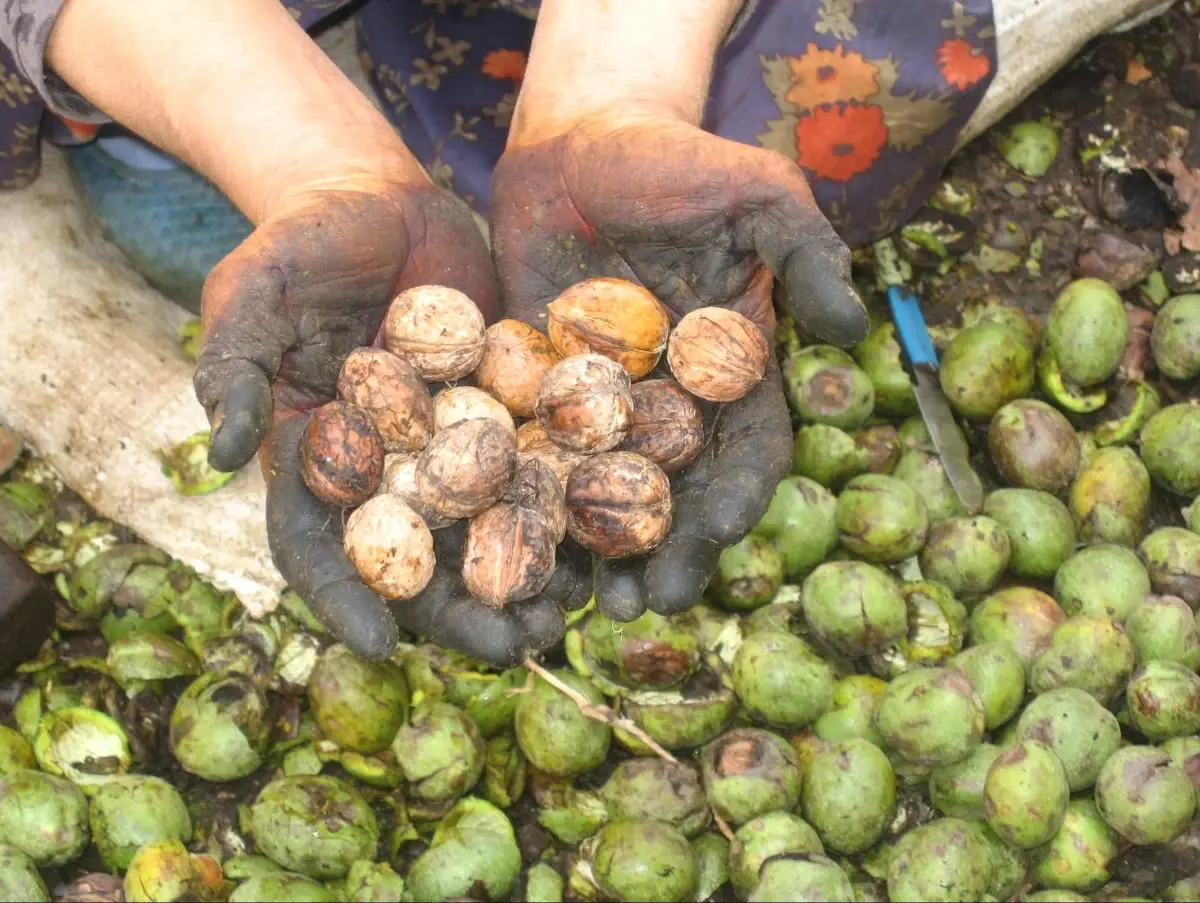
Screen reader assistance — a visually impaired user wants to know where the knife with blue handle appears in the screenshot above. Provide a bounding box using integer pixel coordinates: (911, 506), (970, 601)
(886, 284), (985, 515)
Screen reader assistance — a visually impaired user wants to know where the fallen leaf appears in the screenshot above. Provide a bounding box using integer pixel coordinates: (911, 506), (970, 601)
(1125, 58), (1152, 85)
(1160, 154), (1200, 252)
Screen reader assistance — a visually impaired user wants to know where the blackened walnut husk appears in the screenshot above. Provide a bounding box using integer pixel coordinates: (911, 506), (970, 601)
(299, 401), (384, 507)
(619, 379), (704, 474)
(415, 418), (517, 519)
(336, 347), (434, 453)
(565, 451), (672, 558)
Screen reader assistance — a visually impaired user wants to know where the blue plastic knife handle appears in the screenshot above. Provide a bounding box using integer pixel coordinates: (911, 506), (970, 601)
(887, 285), (939, 369)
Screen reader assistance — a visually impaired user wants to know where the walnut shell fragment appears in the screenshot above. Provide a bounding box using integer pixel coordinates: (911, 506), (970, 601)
(566, 451), (673, 558)
(535, 353), (633, 454)
(475, 320), (561, 418)
(433, 386), (516, 438)
(463, 501), (558, 607)
(383, 284), (487, 381)
(415, 418), (517, 519)
(547, 277), (671, 379)
(344, 494), (435, 600)
(337, 348), (434, 453)
(299, 401), (384, 507)
(515, 421), (585, 490)
(619, 379), (705, 474)
(667, 307), (769, 402)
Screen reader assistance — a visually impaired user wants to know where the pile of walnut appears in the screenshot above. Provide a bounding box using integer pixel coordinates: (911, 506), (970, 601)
(299, 277), (769, 609)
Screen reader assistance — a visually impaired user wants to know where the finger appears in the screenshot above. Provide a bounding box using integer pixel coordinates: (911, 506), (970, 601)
(593, 556), (648, 622)
(392, 563), (532, 668)
(745, 161), (870, 347)
(264, 416), (398, 661)
(506, 595), (566, 653)
(642, 484), (720, 616)
(539, 540), (593, 611)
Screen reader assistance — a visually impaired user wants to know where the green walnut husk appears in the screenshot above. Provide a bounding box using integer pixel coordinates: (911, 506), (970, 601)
(983, 740), (1070, 848)
(1150, 293), (1200, 379)
(1046, 278), (1129, 386)
(868, 581), (967, 680)
(731, 812), (824, 899)
(535, 781), (609, 846)
(919, 516), (1011, 599)
(0, 482), (52, 551)
(783, 345), (876, 430)
(813, 675), (888, 747)
(1163, 877), (1200, 903)
(308, 644), (407, 755)
(1124, 596), (1200, 669)
(800, 561), (907, 657)
(33, 706), (132, 788)
(998, 120), (1060, 177)
(270, 631), (321, 695)
(1038, 350), (1108, 414)
(887, 817), (992, 903)
(802, 738), (896, 854)
(962, 302), (1039, 349)
(0, 843), (49, 902)
(599, 759), (710, 838)
(340, 860), (406, 902)
(968, 586), (1066, 673)
(1139, 526), (1200, 607)
(701, 728), (803, 825)
(157, 432), (235, 496)
(1139, 404), (1200, 497)
(1054, 545), (1151, 620)
(201, 635), (269, 683)
(989, 399), (1080, 491)
(229, 873), (336, 902)
(929, 743), (1001, 819)
(835, 474), (929, 564)
(875, 667), (986, 767)
(749, 853), (853, 903)
(616, 656), (739, 753)
(100, 605), (178, 645)
(710, 534), (786, 611)
(583, 819), (697, 903)
(89, 775), (191, 872)
(515, 670), (611, 777)
(1069, 446), (1151, 547)
(406, 798), (522, 902)
(793, 424), (869, 489)
(0, 769), (89, 866)
(855, 424), (902, 475)
(752, 476), (840, 579)
(1029, 799), (1118, 893)
(972, 820), (1029, 900)
(1095, 380), (1161, 446)
(572, 609), (701, 695)
(1029, 615), (1136, 703)
(1021, 892), (1088, 902)
(733, 630), (833, 729)
(482, 734), (525, 810)
(892, 449), (970, 525)
(690, 833), (731, 903)
(168, 578), (230, 654)
(123, 840), (222, 903)
(169, 671), (269, 782)
(949, 643), (1027, 730)
(1160, 735), (1200, 808)
(250, 775), (378, 880)
(853, 323), (919, 418)
(106, 631), (201, 687)
(0, 724), (37, 776)
(1125, 660), (1200, 740)
(983, 488), (1076, 580)
(939, 322), (1036, 422)
(66, 543), (172, 621)
(524, 863), (565, 903)
(1094, 746), (1196, 844)
(393, 701), (484, 805)
(1015, 688), (1121, 791)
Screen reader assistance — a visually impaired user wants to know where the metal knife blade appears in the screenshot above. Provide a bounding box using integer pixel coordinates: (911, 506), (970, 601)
(910, 364), (985, 514)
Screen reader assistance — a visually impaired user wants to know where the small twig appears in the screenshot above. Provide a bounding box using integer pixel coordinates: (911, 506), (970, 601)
(711, 809), (736, 843)
(523, 658), (678, 764)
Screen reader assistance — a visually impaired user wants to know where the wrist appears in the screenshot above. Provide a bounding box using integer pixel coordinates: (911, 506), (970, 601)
(508, 0), (742, 147)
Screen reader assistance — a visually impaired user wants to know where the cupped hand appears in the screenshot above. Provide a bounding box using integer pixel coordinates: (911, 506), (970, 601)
(491, 114), (870, 619)
(194, 177), (579, 664)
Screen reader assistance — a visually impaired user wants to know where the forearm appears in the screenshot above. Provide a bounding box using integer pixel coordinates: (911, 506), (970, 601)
(46, 0), (425, 222)
(509, 0), (743, 145)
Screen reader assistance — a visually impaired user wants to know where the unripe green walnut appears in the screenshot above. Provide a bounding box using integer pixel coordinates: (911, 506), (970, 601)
(874, 667), (986, 767)
(1124, 595), (1200, 669)
(1069, 446), (1151, 547)
(732, 631), (833, 729)
(1125, 661), (1200, 741)
(967, 587), (1066, 674)
(983, 488), (1076, 580)
(1029, 799), (1118, 893)
(1094, 746), (1195, 844)
(1015, 688), (1121, 792)
(801, 738), (896, 854)
(887, 818), (992, 903)
(730, 812), (823, 900)
(929, 744), (1001, 819)
(948, 643), (1026, 731)
(515, 671), (610, 778)
(834, 474), (929, 563)
(1029, 615), (1136, 704)
(1046, 278), (1128, 386)
(983, 740), (1069, 849)
(1054, 544), (1151, 620)
(919, 516), (1011, 599)
(701, 729), (803, 825)
(939, 323), (1035, 421)
(801, 561), (906, 657)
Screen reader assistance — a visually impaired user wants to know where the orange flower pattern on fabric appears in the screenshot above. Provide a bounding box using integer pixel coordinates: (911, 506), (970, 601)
(481, 49), (527, 82)
(785, 43), (880, 109)
(795, 102), (889, 183)
(936, 38), (991, 91)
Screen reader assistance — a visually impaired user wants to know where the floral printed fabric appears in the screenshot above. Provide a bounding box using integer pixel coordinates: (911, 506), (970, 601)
(0, 0), (995, 247)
